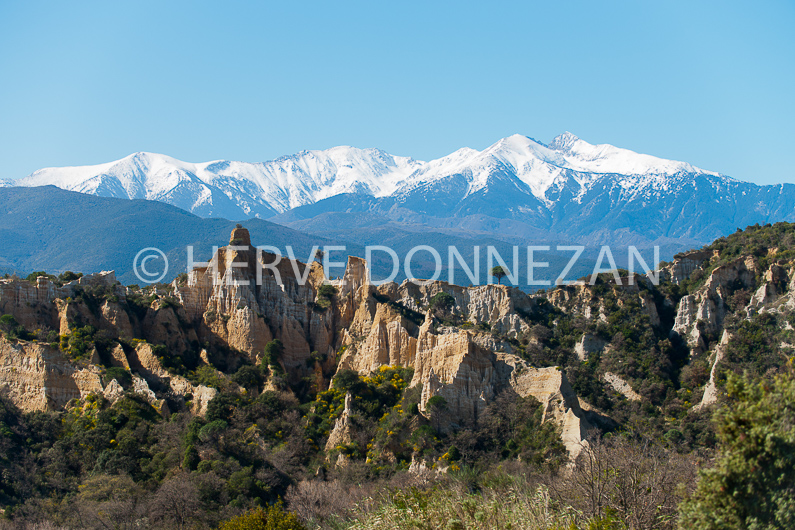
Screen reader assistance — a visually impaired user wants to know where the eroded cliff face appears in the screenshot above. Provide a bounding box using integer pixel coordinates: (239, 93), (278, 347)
(671, 256), (758, 353)
(11, 227), (758, 463)
(173, 231), (334, 375)
(326, 266), (596, 459)
(394, 281), (535, 337)
(662, 250), (716, 285)
(0, 229), (600, 460)
(4, 224), (794, 471)
(503, 356), (593, 459)
(0, 337), (102, 412)
(0, 271), (125, 333)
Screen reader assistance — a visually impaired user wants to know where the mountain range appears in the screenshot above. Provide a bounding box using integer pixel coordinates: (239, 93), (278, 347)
(6, 133), (795, 251)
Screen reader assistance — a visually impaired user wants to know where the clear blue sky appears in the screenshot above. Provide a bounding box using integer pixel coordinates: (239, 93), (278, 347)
(1, 0), (793, 184)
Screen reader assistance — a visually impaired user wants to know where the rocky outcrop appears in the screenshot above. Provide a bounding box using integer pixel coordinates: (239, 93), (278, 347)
(603, 372), (642, 402)
(109, 343), (131, 369)
(337, 302), (418, 374)
(393, 281), (534, 337)
(574, 334), (607, 361)
(748, 263), (788, 311)
(663, 250), (715, 285)
(671, 256), (757, 353)
(325, 392), (355, 452)
(141, 301), (198, 356)
(412, 321), (496, 423)
(502, 356), (592, 459)
(694, 330), (731, 410)
(126, 342), (217, 417)
(103, 378), (124, 403)
(0, 227), (596, 460)
(0, 271), (123, 332)
(332, 272), (594, 458)
(321, 259), (596, 459)
(0, 337), (103, 412)
(173, 228), (335, 374)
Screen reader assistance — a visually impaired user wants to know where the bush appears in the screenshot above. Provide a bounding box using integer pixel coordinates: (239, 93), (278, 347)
(103, 367), (132, 388)
(198, 420), (228, 443)
(232, 364), (264, 389)
(194, 365), (224, 389)
(58, 271), (83, 284)
(60, 325), (97, 360)
(315, 284), (338, 311)
(206, 392), (237, 423)
(429, 292), (455, 311)
(261, 340), (285, 375)
(318, 284), (338, 299)
(218, 503), (306, 530)
(25, 271), (57, 283)
(0, 314), (31, 340)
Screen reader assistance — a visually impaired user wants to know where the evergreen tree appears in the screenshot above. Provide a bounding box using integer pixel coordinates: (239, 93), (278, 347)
(679, 369), (795, 529)
(490, 266), (507, 285)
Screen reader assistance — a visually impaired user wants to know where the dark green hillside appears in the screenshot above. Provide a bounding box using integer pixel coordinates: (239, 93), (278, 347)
(0, 186), (360, 285)
(1, 186), (674, 290)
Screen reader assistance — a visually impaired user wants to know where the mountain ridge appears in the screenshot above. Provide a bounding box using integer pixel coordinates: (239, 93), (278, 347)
(1, 133), (720, 216)
(5, 133), (793, 250)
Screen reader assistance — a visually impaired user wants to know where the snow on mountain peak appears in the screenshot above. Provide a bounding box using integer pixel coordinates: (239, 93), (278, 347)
(3, 133), (725, 219)
(548, 133), (718, 178)
(549, 131), (580, 152)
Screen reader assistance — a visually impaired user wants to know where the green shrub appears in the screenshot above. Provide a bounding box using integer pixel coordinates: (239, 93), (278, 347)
(218, 503), (306, 530)
(318, 284), (338, 299)
(194, 365), (224, 389)
(0, 314), (31, 341)
(261, 340), (285, 375)
(198, 420), (228, 443)
(232, 364), (264, 389)
(25, 271), (56, 283)
(59, 325), (97, 360)
(103, 367), (132, 388)
(206, 392), (237, 422)
(429, 292), (455, 311)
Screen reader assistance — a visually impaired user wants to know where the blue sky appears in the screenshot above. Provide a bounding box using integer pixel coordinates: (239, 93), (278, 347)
(1, 0), (793, 184)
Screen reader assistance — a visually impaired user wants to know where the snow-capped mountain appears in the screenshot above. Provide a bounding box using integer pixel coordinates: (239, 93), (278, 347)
(4, 133), (794, 247)
(3, 147), (423, 219)
(3, 133), (718, 218)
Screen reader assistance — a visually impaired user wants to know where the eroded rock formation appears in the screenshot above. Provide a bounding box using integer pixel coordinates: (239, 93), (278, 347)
(15, 227), (786, 463)
(0, 337), (102, 412)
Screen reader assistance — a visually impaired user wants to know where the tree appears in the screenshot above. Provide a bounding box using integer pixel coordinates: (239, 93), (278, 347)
(491, 266), (507, 285)
(25, 271), (52, 283)
(678, 370), (795, 529)
(58, 271), (83, 284)
(425, 395), (448, 433)
(149, 472), (203, 529)
(206, 392), (237, 423)
(429, 292), (455, 320)
(71, 473), (147, 530)
(261, 339), (285, 374)
(232, 364), (264, 389)
(0, 314), (19, 335)
(430, 292), (454, 311)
